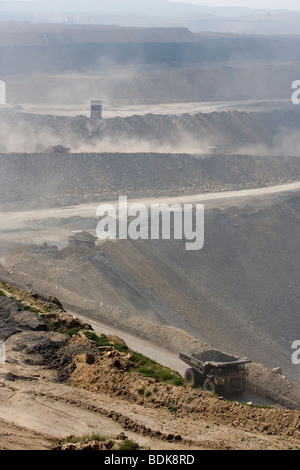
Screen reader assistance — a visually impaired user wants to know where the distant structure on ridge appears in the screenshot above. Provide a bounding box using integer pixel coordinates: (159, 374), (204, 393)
(90, 100), (102, 120)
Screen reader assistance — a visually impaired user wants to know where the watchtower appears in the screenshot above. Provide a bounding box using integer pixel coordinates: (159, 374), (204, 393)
(90, 100), (102, 119)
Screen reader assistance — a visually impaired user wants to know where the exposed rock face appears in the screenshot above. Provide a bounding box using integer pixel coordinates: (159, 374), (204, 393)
(0, 297), (49, 342)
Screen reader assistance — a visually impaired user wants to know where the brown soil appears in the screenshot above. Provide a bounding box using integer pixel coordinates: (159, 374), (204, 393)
(0, 290), (299, 451)
(69, 345), (300, 440)
(1, 191), (299, 388)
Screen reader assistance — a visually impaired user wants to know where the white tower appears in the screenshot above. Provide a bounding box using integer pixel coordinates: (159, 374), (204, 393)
(0, 81), (6, 105)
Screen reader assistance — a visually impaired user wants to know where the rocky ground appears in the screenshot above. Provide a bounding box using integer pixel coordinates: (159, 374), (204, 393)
(1, 190), (299, 386)
(1, 22), (299, 452)
(0, 285), (299, 451)
(0, 151), (299, 210)
(1, 107), (300, 156)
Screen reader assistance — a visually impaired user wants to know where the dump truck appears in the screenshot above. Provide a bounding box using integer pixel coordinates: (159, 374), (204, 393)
(68, 230), (98, 248)
(179, 350), (251, 395)
(48, 145), (71, 154)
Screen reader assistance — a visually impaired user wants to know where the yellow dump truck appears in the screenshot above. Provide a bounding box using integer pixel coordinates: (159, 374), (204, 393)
(180, 350), (251, 395)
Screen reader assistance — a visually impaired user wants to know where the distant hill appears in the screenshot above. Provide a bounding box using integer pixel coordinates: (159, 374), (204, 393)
(1, 24), (300, 76)
(0, 1), (300, 34)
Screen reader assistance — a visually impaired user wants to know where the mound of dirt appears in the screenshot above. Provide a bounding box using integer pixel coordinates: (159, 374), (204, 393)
(10, 331), (98, 383)
(0, 150), (299, 210)
(1, 106), (300, 156)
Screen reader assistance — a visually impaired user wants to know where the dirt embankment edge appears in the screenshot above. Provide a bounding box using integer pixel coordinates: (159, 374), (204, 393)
(1, 265), (299, 411)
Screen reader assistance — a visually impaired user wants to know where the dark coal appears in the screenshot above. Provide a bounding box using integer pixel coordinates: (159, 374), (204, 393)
(193, 349), (238, 363)
(0, 297), (48, 342)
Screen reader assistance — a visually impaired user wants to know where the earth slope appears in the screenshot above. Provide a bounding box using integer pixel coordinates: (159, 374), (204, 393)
(1, 190), (299, 386)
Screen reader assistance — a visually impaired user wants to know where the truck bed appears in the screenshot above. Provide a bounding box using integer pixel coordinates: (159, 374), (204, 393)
(180, 350), (251, 369)
(192, 350), (238, 363)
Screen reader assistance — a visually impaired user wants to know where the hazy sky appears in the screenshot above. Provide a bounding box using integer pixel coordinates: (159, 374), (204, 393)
(170, 0), (300, 9)
(2, 0), (300, 10)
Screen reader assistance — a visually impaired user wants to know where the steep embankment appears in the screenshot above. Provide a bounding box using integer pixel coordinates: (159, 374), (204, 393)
(1, 107), (300, 154)
(2, 192), (299, 387)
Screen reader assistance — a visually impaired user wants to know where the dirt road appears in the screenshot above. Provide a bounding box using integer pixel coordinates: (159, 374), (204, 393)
(76, 315), (281, 408)
(0, 305), (298, 451)
(1, 181), (299, 245)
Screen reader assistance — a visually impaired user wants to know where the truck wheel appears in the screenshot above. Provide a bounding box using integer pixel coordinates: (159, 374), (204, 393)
(184, 368), (201, 386)
(203, 378), (216, 394)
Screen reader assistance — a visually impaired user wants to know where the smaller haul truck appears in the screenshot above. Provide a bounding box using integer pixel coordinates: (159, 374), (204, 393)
(179, 350), (251, 395)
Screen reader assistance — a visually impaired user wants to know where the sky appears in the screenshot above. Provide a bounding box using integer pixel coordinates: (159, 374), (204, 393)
(169, 0), (300, 9)
(2, 0), (300, 10)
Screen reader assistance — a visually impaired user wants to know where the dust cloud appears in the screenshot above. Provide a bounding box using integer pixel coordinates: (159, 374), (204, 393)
(238, 128), (300, 157)
(0, 121), (59, 153)
(73, 135), (213, 155)
(0, 115), (214, 154)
